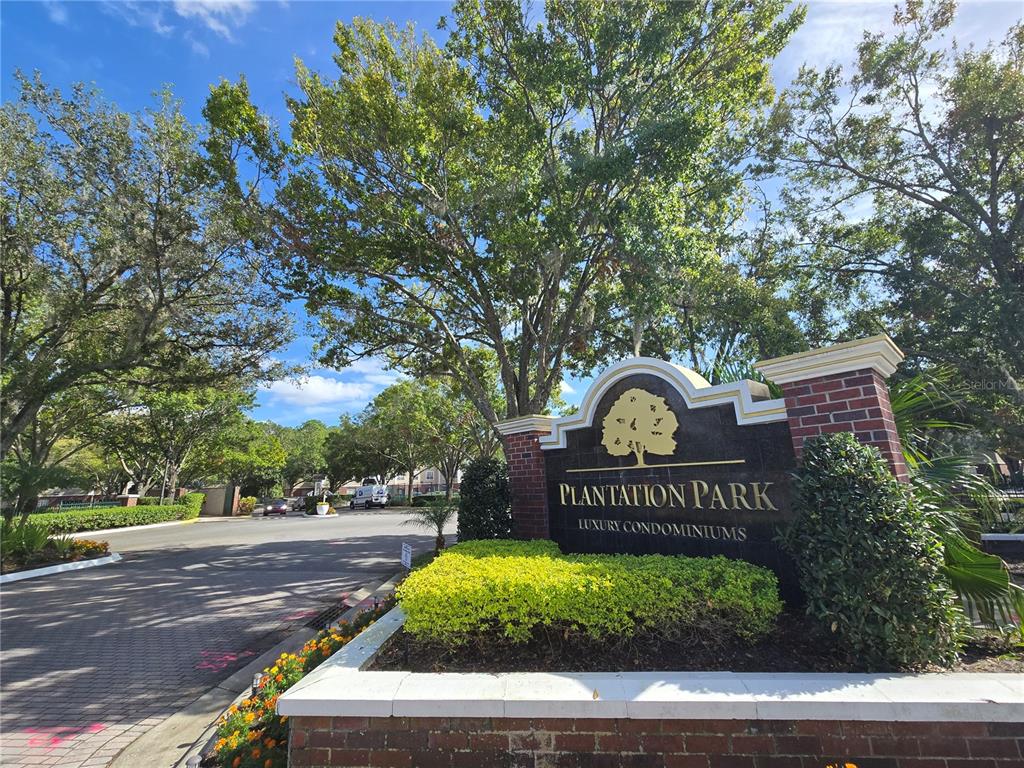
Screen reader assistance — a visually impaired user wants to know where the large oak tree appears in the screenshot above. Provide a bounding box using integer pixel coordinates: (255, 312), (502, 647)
(767, 1), (1024, 447)
(1, 74), (290, 457)
(208, 0), (803, 425)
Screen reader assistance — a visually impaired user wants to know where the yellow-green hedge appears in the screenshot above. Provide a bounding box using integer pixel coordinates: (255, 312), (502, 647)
(397, 540), (782, 645)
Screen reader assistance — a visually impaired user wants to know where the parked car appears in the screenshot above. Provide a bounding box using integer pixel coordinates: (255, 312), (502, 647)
(261, 498), (290, 516)
(349, 485), (390, 509)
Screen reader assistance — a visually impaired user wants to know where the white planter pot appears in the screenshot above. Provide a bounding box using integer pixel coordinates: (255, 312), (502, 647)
(316, 502), (329, 516)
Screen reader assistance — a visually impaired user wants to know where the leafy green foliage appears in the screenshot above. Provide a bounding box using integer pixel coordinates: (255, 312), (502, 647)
(889, 368), (1024, 633)
(770, 3), (1024, 450)
(1, 519), (49, 558)
(783, 433), (967, 669)
(456, 457), (512, 540)
(1, 521), (111, 573)
(398, 540), (782, 646)
(404, 499), (458, 553)
(31, 494), (204, 535)
(207, 0), (804, 426)
(1, 73), (290, 459)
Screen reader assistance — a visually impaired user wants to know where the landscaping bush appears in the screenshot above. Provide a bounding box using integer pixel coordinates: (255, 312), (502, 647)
(411, 491), (458, 507)
(782, 433), (967, 669)
(238, 496), (257, 515)
(397, 540), (782, 646)
(1, 521), (111, 574)
(456, 456), (511, 540)
(30, 493), (204, 535)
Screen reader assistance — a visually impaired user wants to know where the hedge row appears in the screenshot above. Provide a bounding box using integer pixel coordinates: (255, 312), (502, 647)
(32, 493), (205, 534)
(398, 539), (782, 646)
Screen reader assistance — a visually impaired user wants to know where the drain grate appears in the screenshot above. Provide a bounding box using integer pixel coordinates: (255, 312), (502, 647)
(304, 603), (349, 630)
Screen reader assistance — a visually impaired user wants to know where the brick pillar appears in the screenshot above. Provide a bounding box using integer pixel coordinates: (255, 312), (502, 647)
(756, 334), (909, 482)
(496, 416), (555, 540)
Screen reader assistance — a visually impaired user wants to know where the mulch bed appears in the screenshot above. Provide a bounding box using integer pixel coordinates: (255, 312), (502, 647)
(370, 609), (1022, 674)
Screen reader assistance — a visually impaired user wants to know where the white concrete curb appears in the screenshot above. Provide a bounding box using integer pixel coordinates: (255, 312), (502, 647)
(982, 533), (1024, 541)
(68, 519), (197, 538)
(0, 553), (123, 584)
(278, 606), (1024, 723)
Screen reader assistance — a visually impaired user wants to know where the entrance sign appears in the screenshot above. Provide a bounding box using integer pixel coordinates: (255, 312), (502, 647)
(538, 359), (798, 593)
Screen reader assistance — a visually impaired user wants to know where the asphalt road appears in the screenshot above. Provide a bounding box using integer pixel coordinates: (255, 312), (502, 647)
(0, 509), (454, 768)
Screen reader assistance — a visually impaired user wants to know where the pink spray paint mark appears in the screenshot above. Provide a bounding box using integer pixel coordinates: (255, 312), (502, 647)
(195, 648), (256, 671)
(25, 723), (106, 750)
(282, 608), (320, 621)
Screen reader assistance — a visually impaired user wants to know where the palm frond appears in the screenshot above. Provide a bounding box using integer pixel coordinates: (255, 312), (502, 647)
(889, 368), (1020, 632)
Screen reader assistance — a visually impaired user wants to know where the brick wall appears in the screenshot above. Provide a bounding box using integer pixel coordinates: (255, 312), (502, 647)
(781, 367), (909, 482)
(288, 716), (1022, 767)
(503, 431), (549, 539)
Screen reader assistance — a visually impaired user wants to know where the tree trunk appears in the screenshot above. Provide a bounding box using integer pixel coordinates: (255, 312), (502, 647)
(167, 464), (180, 504)
(406, 470), (414, 505)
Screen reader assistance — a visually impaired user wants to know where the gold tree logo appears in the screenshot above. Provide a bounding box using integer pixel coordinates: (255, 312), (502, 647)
(601, 388), (679, 466)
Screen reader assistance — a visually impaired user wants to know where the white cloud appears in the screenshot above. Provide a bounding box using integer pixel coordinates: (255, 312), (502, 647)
(559, 380), (575, 394)
(172, 0), (255, 41)
(43, 1), (68, 25)
(263, 375), (375, 408)
(184, 31), (210, 57)
(101, 1), (174, 36)
(101, 0), (260, 53)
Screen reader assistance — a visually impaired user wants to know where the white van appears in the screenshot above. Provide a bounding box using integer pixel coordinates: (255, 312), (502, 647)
(349, 484), (391, 509)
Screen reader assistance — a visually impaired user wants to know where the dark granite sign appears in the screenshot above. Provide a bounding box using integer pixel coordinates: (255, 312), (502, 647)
(542, 369), (800, 598)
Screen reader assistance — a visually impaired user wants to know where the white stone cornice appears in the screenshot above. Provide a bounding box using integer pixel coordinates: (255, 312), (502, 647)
(532, 357), (787, 452)
(495, 415), (557, 436)
(754, 334), (905, 386)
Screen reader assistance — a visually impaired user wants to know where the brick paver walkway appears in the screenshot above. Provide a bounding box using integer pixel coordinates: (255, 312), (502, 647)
(0, 520), (414, 768)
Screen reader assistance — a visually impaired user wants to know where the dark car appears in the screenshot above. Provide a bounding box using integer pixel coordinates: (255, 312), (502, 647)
(262, 498), (290, 516)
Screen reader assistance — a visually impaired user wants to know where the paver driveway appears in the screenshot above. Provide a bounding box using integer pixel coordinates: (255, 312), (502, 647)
(0, 512), (444, 768)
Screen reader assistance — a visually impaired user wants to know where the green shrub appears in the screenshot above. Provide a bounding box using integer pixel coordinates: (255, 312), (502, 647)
(1, 519), (49, 557)
(238, 496), (257, 515)
(30, 494), (205, 535)
(398, 540), (782, 646)
(180, 492), (204, 513)
(456, 457), (511, 540)
(50, 533), (77, 559)
(782, 433), (967, 669)
(412, 492), (458, 507)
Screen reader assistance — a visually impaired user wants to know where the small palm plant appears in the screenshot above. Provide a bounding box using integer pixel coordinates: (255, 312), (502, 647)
(890, 367), (1024, 632)
(404, 499), (457, 553)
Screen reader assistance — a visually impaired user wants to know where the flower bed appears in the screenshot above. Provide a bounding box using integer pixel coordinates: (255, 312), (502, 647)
(1, 536), (110, 574)
(206, 598), (395, 768)
(30, 492), (204, 534)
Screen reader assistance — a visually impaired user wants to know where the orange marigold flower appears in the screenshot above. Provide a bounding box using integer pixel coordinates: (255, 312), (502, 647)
(232, 758), (241, 768)
(265, 761), (273, 768)
(265, 738), (277, 749)
(252, 747), (261, 759)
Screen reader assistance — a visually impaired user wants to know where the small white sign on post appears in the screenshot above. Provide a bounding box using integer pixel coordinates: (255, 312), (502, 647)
(401, 542), (413, 570)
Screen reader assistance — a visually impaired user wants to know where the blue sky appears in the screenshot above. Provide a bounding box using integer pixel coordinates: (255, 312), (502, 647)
(3, 0), (1020, 426)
